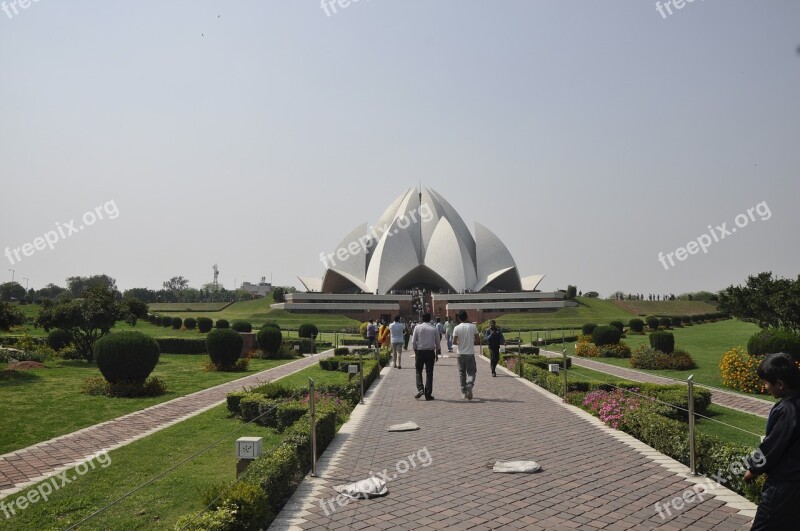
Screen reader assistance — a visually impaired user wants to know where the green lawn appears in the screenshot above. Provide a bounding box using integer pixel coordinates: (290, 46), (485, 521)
(0, 360), (359, 530)
(494, 297), (639, 330)
(0, 404), (282, 531)
(611, 299), (719, 317)
(0, 355), (294, 454)
(147, 302), (232, 312)
(551, 319), (762, 391)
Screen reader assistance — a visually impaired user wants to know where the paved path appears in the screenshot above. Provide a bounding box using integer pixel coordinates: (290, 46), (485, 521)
(537, 350), (774, 419)
(0, 353), (331, 500)
(271, 350), (755, 530)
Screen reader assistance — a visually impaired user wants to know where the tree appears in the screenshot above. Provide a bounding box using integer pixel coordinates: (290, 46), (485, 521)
(272, 287), (287, 302)
(566, 285), (577, 300)
(0, 301), (25, 331)
(584, 291), (599, 298)
(123, 287), (158, 303)
(718, 272), (800, 333)
(35, 283), (68, 301)
(163, 276), (189, 293)
(0, 281), (25, 301)
(35, 285), (136, 362)
(66, 275), (118, 298)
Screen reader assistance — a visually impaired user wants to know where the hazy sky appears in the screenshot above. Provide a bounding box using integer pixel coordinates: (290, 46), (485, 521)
(1, 1), (798, 297)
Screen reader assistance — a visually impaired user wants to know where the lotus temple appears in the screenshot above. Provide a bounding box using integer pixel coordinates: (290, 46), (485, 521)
(271, 187), (577, 321)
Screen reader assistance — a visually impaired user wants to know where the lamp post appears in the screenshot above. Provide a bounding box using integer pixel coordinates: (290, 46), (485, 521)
(23, 278), (29, 291)
(8, 269), (14, 283)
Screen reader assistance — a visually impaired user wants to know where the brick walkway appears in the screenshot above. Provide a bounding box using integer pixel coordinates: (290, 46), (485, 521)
(0, 353), (331, 500)
(538, 350), (773, 419)
(271, 350), (755, 530)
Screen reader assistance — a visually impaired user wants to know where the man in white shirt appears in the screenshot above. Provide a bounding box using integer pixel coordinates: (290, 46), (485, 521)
(388, 315), (406, 369)
(411, 313), (441, 400)
(452, 310), (480, 400)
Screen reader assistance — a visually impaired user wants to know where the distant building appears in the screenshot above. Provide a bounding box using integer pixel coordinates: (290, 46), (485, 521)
(242, 277), (272, 298)
(272, 187), (578, 321)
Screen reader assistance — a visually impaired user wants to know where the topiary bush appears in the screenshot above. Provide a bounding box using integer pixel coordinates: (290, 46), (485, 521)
(232, 321), (253, 333)
(576, 343), (600, 357)
(691, 314), (703, 324)
(148, 314), (157, 324)
(161, 316), (172, 327)
(671, 316), (683, 328)
(645, 315), (660, 331)
(598, 342), (632, 358)
(681, 315), (692, 326)
(649, 331), (675, 354)
(206, 328), (243, 370)
(257, 326), (283, 358)
(184, 317), (197, 330)
(631, 345), (696, 370)
(747, 329), (800, 361)
(298, 323), (319, 338)
(171, 317), (182, 330)
(94, 331), (160, 384)
(215, 319), (230, 329)
(592, 325), (621, 347)
(628, 318), (644, 333)
(47, 328), (72, 351)
(609, 321), (624, 333)
(197, 317), (213, 333)
(581, 323), (597, 336)
(659, 316), (672, 329)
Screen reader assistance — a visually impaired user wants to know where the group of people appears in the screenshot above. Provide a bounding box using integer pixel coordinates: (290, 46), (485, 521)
(404, 311), (506, 401)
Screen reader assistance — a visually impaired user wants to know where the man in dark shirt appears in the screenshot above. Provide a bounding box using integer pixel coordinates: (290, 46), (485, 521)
(744, 352), (800, 529)
(485, 320), (506, 377)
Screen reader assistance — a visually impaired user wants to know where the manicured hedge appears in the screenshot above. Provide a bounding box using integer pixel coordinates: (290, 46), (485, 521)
(155, 337), (206, 355)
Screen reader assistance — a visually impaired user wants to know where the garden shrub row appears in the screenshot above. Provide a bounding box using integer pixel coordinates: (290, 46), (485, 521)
(155, 337), (207, 354)
(509, 362), (759, 502)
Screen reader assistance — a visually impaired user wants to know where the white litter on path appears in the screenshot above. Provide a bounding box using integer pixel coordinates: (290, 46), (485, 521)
(387, 422), (420, 432)
(492, 460), (541, 473)
(333, 477), (388, 499)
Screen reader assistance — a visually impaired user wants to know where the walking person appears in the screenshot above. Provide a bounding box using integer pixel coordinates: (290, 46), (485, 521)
(366, 319), (377, 349)
(444, 316), (455, 353)
(744, 352), (800, 529)
(411, 313), (440, 400)
(403, 320), (411, 350)
(485, 320), (506, 377)
(452, 310), (480, 400)
(388, 315), (405, 369)
(435, 317), (446, 352)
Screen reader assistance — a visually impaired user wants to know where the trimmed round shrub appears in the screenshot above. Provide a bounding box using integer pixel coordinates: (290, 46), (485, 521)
(47, 329), (72, 351)
(671, 316), (683, 328)
(691, 314), (703, 323)
(645, 316), (660, 331)
(148, 314), (157, 324)
(298, 323), (319, 338)
(206, 329), (243, 370)
(257, 326), (283, 357)
(359, 322), (368, 338)
(161, 316), (172, 327)
(262, 321), (281, 331)
(581, 323), (598, 336)
(609, 321), (624, 333)
(197, 317), (213, 333)
(171, 317), (182, 330)
(216, 319), (230, 329)
(631, 345), (696, 370)
(649, 331), (675, 354)
(681, 315), (692, 326)
(592, 325), (621, 347)
(184, 317), (197, 330)
(659, 317), (672, 328)
(232, 321), (253, 333)
(94, 331), (160, 384)
(628, 318), (644, 333)
(747, 329), (800, 361)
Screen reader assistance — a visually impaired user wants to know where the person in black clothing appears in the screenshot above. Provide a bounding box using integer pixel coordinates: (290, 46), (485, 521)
(744, 352), (800, 529)
(485, 320), (505, 377)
